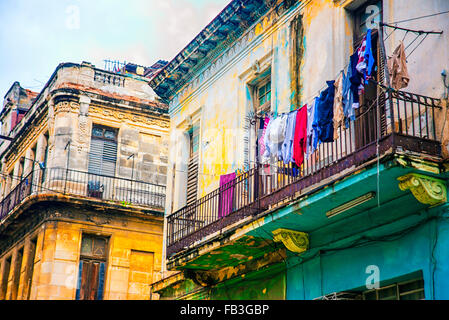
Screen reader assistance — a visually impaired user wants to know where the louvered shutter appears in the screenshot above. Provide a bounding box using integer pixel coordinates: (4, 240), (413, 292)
(186, 125), (199, 206)
(101, 140), (118, 177)
(88, 139), (103, 175)
(377, 30), (388, 136)
(243, 113), (251, 171)
(88, 131), (117, 177)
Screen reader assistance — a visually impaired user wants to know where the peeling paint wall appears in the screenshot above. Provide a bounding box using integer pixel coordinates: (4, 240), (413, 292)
(0, 64), (170, 198)
(166, 3), (303, 214)
(166, 0), (449, 215)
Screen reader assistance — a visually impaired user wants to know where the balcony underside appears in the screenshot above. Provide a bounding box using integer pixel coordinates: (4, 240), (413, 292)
(167, 85), (445, 260)
(167, 149), (447, 274)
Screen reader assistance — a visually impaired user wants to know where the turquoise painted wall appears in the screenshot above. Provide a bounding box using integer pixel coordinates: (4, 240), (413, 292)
(286, 206), (449, 300)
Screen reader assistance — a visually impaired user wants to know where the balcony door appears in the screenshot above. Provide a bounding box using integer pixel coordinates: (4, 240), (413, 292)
(88, 125), (118, 199)
(352, 0), (387, 150)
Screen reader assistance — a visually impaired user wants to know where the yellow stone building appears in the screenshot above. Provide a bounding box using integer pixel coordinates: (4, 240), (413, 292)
(0, 61), (169, 300)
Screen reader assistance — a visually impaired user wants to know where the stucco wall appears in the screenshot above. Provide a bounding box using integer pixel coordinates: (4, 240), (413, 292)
(0, 209), (163, 300)
(165, 0), (449, 215)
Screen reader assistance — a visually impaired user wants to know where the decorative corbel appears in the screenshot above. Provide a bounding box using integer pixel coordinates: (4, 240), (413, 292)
(398, 173), (447, 206)
(272, 228), (309, 254)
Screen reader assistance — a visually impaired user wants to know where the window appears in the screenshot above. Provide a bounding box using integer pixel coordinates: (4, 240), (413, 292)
(186, 124), (199, 206)
(353, 0), (382, 44)
(41, 132), (49, 184)
(255, 77), (271, 113)
(18, 157), (25, 181)
(11, 248), (23, 300)
(24, 237), (37, 300)
(0, 256), (11, 300)
(88, 125), (118, 177)
(76, 234), (108, 300)
(363, 278), (425, 300)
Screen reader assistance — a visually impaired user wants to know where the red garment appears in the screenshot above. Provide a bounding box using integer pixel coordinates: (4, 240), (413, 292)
(293, 104), (308, 167)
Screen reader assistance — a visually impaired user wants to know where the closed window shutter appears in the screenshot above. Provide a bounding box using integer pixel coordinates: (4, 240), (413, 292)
(243, 113), (252, 171)
(102, 140), (118, 177)
(88, 138), (117, 177)
(88, 139), (103, 175)
(377, 34), (387, 136)
(96, 262), (105, 300)
(75, 261), (83, 300)
(186, 125), (199, 206)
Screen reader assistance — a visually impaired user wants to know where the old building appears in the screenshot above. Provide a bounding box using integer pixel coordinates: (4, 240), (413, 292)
(150, 0), (449, 300)
(0, 61), (169, 300)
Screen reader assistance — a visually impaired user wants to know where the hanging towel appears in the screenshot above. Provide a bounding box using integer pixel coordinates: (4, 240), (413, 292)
(218, 172), (236, 218)
(311, 97), (320, 154)
(342, 64), (353, 126)
(349, 52), (362, 110)
(264, 114), (287, 159)
(293, 105), (308, 167)
(356, 29), (375, 83)
(259, 116), (270, 161)
(333, 72), (344, 140)
(262, 116), (274, 163)
(281, 110), (298, 164)
(387, 40), (410, 90)
(306, 98), (318, 159)
(316, 80), (336, 143)
(364, 29), (375, 81)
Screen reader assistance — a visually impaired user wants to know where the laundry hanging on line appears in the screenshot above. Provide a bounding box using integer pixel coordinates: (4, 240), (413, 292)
(254, 28), (402, 169)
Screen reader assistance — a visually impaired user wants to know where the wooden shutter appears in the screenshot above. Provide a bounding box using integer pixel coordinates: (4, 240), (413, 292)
(76, 260), (105, 300)
(243, 113), (252, 171)
(186, 125), (199, 206)
(88, 129), (118, 177)
(88, 139), (103, 175)
(377, 30), (388, 136)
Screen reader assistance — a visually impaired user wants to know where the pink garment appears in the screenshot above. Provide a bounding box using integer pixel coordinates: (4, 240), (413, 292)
(292, 105), (308, 167)
(218, 172), (236, 218)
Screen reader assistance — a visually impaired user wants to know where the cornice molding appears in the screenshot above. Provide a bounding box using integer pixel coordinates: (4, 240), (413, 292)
(272, 228), (309, 254)
(398, 173), (447, 206)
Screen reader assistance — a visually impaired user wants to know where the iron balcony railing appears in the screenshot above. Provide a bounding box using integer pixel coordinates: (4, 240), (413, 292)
(0, 167), (166, 222)
(166, 87), (442, 257)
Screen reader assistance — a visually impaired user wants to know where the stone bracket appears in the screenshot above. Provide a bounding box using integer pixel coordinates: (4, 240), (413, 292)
(398, 173), (447, 206)
(272, 228), (309, 254)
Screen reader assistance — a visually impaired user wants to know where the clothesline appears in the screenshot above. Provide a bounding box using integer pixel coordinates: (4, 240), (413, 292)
(255, 28), (379, 171)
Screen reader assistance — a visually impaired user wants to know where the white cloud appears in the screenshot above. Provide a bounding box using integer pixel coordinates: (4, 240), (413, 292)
(149, 0), (228, 61)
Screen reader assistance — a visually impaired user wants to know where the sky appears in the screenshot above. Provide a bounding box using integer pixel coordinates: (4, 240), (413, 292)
(0, 0), (230, 99)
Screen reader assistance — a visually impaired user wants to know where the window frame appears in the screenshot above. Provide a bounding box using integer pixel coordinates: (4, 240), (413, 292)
(362, 277), (425, 300)
(76, 234), (109, 300)
(254, 76), (272, 114)
(353, 0), (383, 45)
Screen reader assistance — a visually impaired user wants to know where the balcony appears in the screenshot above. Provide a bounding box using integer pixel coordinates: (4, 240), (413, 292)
(166, 87), (442, 258)
(0, 167), (166, 223)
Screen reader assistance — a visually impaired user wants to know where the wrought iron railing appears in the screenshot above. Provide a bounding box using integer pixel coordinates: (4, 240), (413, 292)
(166, 87), (442, 257)
(0, 167), (166, 222)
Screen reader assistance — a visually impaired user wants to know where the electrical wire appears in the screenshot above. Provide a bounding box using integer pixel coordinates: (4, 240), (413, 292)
(388, 10), (449, 25)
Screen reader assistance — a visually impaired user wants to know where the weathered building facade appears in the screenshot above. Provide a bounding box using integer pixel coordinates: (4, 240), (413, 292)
(150, 0), (449, 299)
(0, 61), (169, 300)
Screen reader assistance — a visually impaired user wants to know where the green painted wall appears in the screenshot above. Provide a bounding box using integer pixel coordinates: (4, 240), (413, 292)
(211, 263), (285, 300)
(286, 204), (449, 300)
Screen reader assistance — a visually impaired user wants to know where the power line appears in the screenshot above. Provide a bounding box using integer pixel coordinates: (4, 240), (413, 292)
(388, 10), (449, 25)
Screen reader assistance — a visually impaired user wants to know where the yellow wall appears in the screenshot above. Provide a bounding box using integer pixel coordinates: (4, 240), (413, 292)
(0, 212), (163, 300)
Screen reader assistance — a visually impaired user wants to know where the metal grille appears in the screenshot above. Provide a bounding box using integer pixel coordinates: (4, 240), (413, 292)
(363, 278), (425, 300)
(0, 167), (166, 223)
(166, 88), (441, 257)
